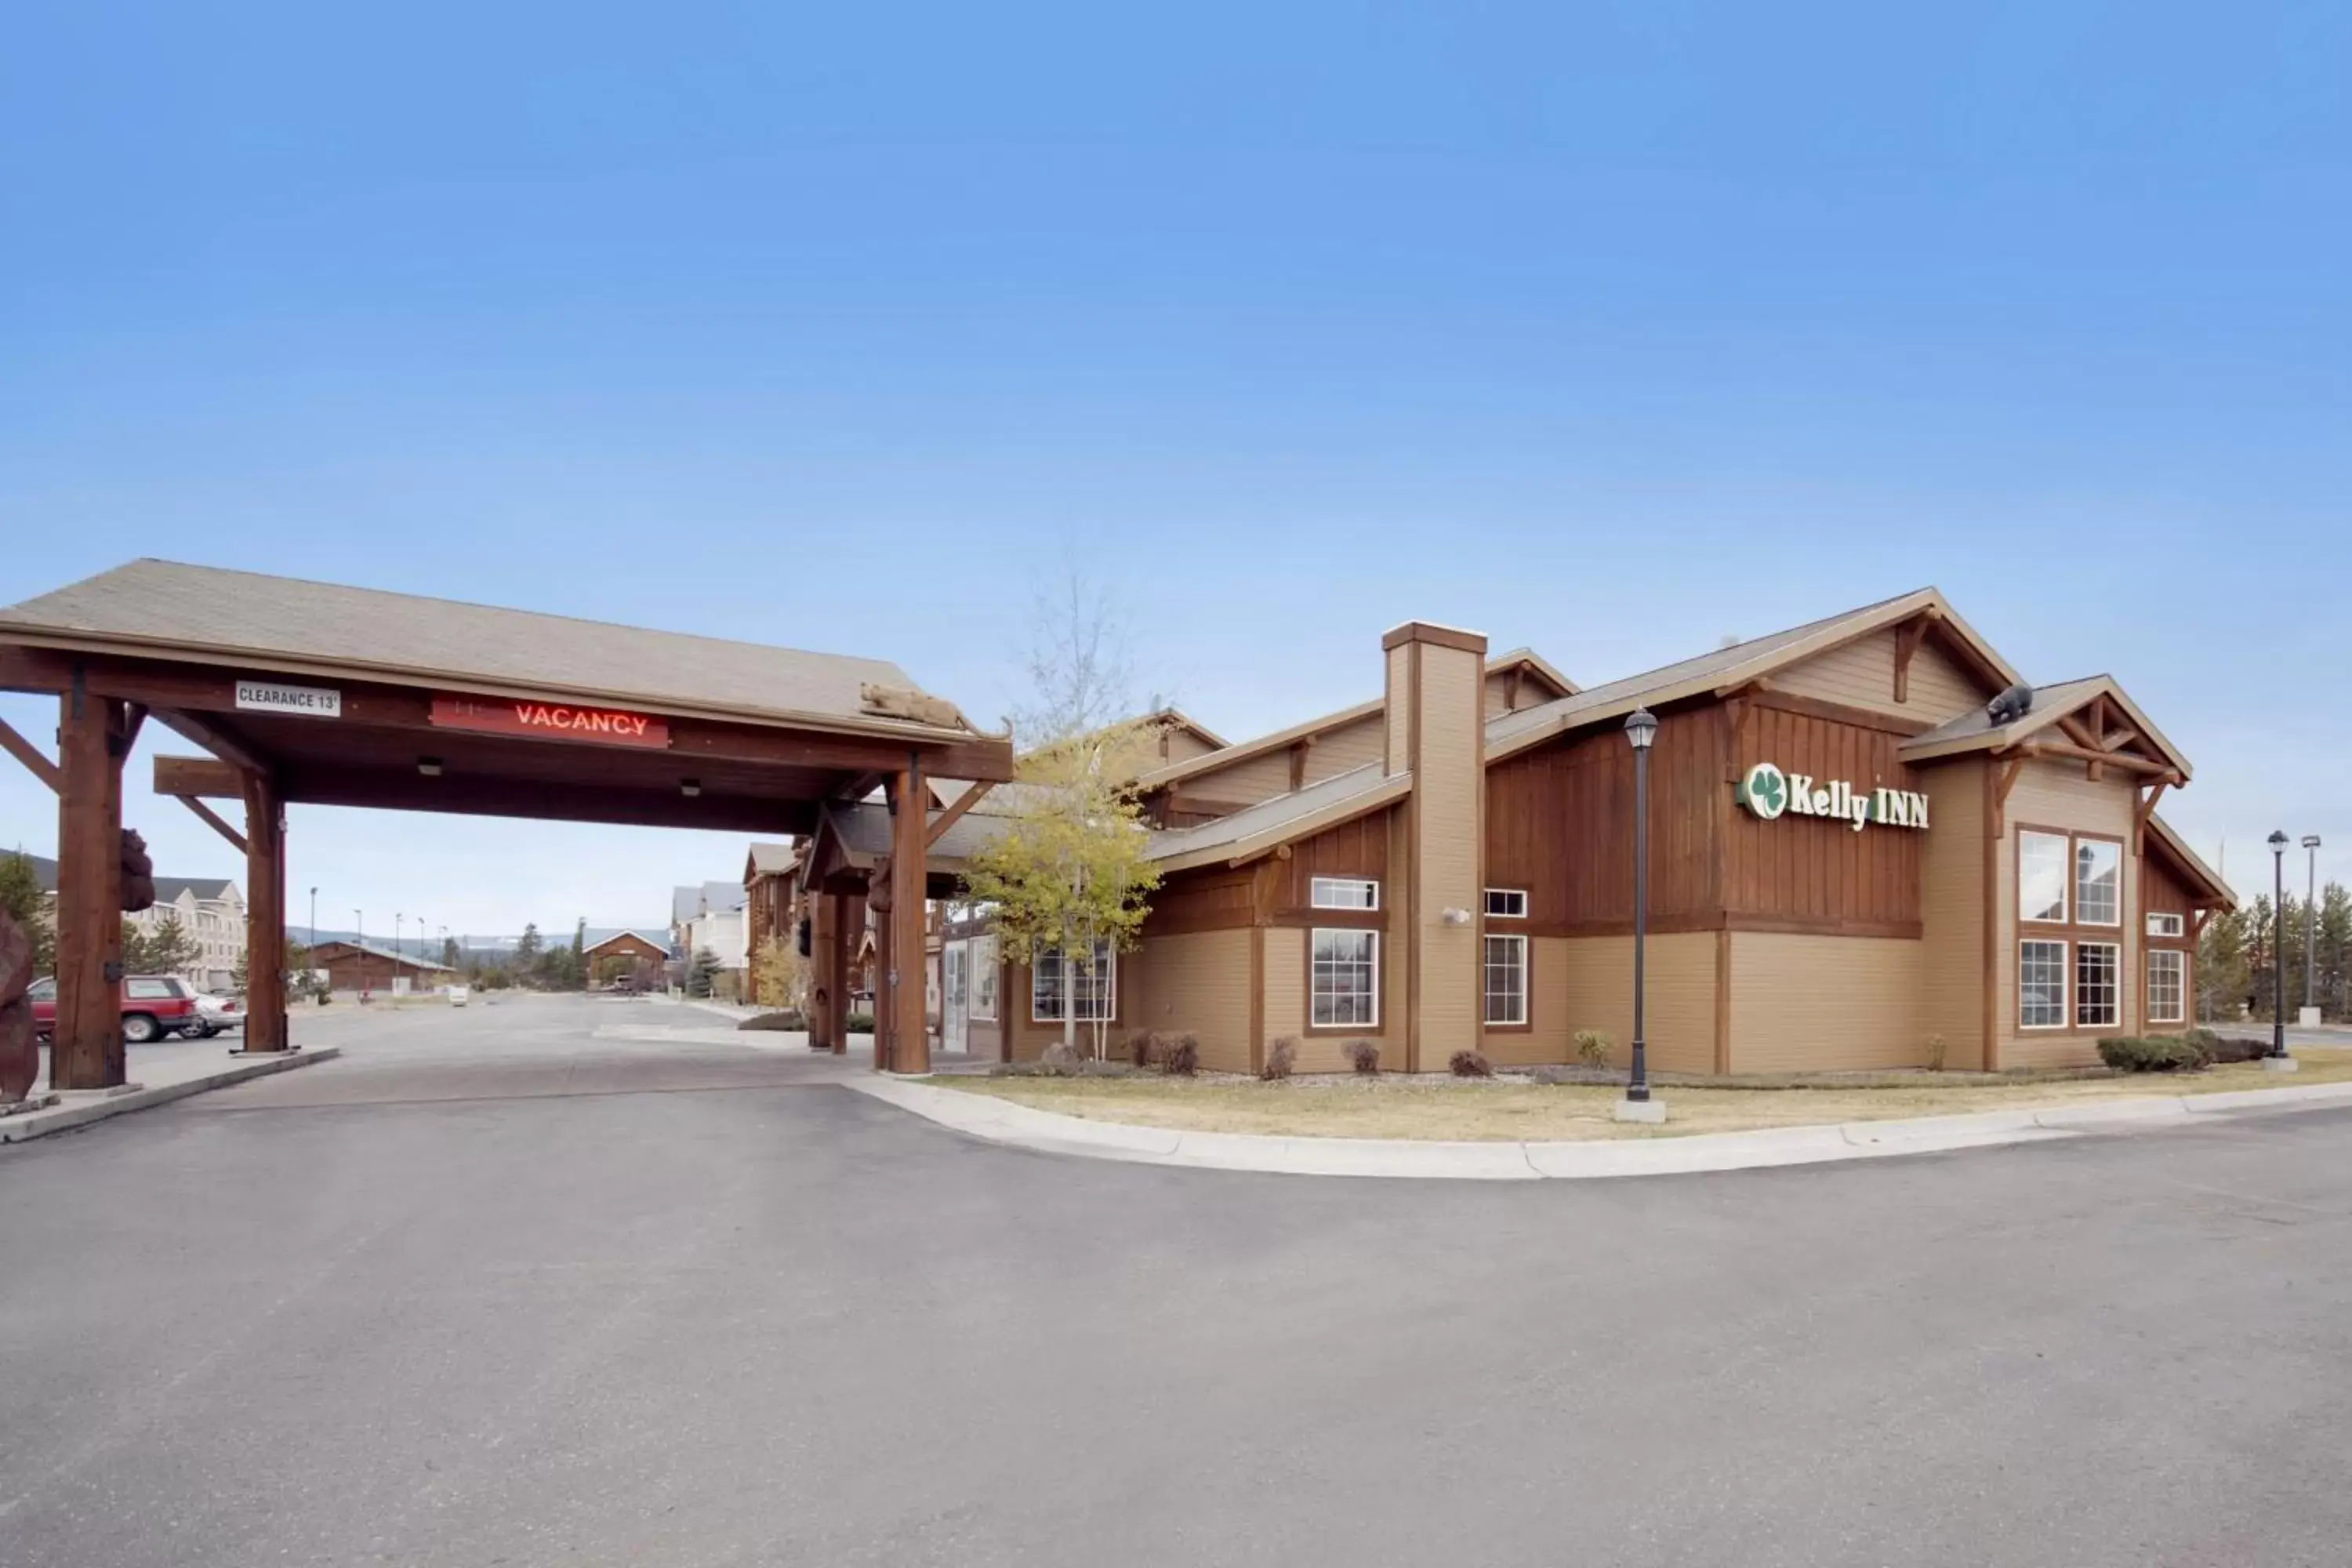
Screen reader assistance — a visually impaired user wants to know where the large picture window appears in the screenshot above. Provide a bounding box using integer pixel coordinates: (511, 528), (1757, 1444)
(1032, 940), (1115, 1022)
(1310, 877), (1379, 911)
(2075, 942), (2120, 1029)
(2147, 949), (2186, 1025)
(1483, 935), (1527, 1025)
(2075, 840), (2122, 926)
(2020, 940), (2067, 1029)
(2019, 831), (2070, 924)
(1311, 929), (1379, 1027)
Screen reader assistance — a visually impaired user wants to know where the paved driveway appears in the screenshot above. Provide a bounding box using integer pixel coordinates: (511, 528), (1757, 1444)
(2, 996), (2347, 1567)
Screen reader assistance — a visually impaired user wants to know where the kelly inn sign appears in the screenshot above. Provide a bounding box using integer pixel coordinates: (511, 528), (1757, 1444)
(1738, 762), (1929, 833)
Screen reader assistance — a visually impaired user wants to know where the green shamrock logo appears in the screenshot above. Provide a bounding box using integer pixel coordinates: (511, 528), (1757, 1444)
(1740, 763), (1788, 820)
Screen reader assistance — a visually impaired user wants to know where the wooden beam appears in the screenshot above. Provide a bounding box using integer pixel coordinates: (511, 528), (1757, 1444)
(925, 780), (993, 850)
(154, 708), (272, 774)
(888, 761), (929, 1074)
(1287, 736), (1314, 793)
(2056, 713), (2103, 751)
(0, 715), (60, 793)
(2133, 779), (2171, 854)
(1893, 612), (1935, 706)
(174, 793), (248, 854)
(53, 689), (129, 1091)
(2013, 740), (2170, 776)
(1991, 754), (2026, 840)
(154, 753), (245, 798)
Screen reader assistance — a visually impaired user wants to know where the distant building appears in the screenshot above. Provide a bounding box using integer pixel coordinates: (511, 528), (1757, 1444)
(671, 880), (749, 1000)
(583, 929), (672, 985)
(308, 939), (455, 994)
(17, 852), (245, 991)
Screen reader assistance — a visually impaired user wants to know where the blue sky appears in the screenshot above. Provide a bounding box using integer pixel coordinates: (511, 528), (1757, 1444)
(2, 2), (2347, 931)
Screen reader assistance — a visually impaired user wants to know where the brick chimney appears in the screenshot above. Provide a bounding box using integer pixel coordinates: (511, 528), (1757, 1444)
(1381, 621), (1487, 1071)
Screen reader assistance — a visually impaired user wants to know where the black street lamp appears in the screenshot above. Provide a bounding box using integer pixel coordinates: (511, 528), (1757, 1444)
(1617, 707), (1664, 1122)
(2267, 830), (2294, 1067)
(2303, 835), (2321, 1021)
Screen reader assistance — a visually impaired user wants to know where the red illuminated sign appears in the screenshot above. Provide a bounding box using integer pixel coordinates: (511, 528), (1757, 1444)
(430, 696), (671, 749)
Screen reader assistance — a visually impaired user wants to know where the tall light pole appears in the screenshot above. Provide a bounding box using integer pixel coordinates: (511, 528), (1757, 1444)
(2267, 832), (2296, 1070)
(1615, 707), (1666, 1123)
(2302, 835), (2322, 1023)
(308, 887), (318, 948)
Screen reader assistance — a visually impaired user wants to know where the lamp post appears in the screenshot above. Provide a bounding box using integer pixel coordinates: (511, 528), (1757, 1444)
(2267, 832), (2296, 1070)
(2302, 836), (2322, 1025)
(308, 887), (318, 949)
(1614, 707), (1666, 1123)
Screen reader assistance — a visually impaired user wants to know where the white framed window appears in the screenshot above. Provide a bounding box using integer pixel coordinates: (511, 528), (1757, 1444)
(2075, 942), (2120, 1029)
(2146, 912), (2185, 940)
(971, 935), (997, 1022)
(2147, 949), (2186, 1025)
(2020, 939), (2067, 1029)
(2075, 839), (2122, 927)
(1310, 877), (1379, 911)
(1483, 935), (1527, 1025)
(2020, 831), (2070, 924)
(1483, 888), (1527, 919)
(1032, 940), (1115, 1022)
(1310, 929), (1380, 1027)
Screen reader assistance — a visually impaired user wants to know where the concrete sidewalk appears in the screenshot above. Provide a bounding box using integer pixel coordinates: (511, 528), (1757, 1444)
(2, 1044), (342, 1144)
(848, 1074), (2352, 1179)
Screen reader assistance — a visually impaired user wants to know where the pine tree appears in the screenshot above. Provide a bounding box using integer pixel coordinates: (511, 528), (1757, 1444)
(2198, 905), (2251, 1024)
(0, 851), (53, 976)
(688, 946), (721, 999)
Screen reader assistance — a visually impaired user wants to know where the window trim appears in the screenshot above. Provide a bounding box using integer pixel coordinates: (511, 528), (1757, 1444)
(2146, 948), (2187, 1026)
(2018, 829), (2071, 926)
(1306, 927), (1381, 1031)
(1483, 888), (1527, 920)
(2074, 940), (2122, 1029)
(1309, 877), (1380, 912)
(2019, 938), (2069, 1031)
(2074, 837), (2124, 928)
(1029, 941), (1116, 1024)
(2145, 912), (2185, 940)
(1482, 933), (1529, 1028)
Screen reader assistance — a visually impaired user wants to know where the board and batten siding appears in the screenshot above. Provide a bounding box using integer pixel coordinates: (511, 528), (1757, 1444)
(1995, 758), (2142, 1069)
(2140, 852), (2201, 1033)
(1726, 932), (1923, 1072)
(1135, 928), (1254, 1073)
(1554, 933), (1716, 1075)
(1915, 756), (1988, 1069)
(1773, 627), (1988, 724)
(1723, 703), (1924, 934)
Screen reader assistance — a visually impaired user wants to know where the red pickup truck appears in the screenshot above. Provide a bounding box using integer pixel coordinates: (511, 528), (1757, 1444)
(26, 975), (212, 1044)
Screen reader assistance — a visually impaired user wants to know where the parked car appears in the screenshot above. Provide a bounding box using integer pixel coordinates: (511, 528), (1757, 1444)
(183, 991), (245, 1039)
(26, 975), (212, 1044)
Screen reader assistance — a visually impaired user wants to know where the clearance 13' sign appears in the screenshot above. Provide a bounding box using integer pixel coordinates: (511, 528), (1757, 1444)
(1738, 763), (1929, 833)
(430, 696), (671, 749)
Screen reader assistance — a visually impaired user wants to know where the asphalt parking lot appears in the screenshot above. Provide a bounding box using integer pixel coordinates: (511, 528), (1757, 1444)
(3, 995), (2347, 1567)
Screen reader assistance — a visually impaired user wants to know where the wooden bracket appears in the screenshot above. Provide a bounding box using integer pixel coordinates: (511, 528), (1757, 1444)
(1288, 735), (1316, 793)
(1892, 609), (1940, 705)
(2132, 779), (2170, 853)
(153, 708), (269, 774)
(0, 715), (60, 793)
(175, 793), (248, 853)
(1722, 697), (1748, 783)
(925, 780), (993, 849)
(1991, 753), (2026, 839)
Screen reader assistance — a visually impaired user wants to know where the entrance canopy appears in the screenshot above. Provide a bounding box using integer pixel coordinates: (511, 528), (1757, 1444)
(0, 560), (1011, 1090)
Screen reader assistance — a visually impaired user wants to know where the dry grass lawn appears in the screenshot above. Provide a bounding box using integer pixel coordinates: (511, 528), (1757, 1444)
(937, 1049), (2352, 1141)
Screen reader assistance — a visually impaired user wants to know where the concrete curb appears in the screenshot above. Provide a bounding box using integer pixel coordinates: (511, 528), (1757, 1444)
(844, 1076), (2352, 1181)
(0, 1047), (343, 1145)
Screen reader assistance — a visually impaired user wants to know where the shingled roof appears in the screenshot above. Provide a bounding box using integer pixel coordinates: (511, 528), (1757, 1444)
(0, 560), (971, 739)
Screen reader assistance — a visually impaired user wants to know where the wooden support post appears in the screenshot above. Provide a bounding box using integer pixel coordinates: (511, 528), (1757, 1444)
(241, 769), (289, 1054)
(53, 684), (129, 1091)
(870, 862), (894, 1069)
(810, 890), (837, 1051)
(890, 760), (929, 1074)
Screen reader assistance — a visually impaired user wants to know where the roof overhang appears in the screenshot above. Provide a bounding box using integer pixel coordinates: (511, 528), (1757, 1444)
(1150, 771), (1412, 875)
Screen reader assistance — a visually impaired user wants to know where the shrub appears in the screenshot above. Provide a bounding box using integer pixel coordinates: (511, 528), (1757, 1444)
(2096, 1035), (2210, 1073)
(1344, 1039), (1380, 1075)
(738, 1008), (808, 1032)
(2202, 1030), (2267, 1065)
(1449, 1049), (1494, 1079)
(1261, 1035), (1298, 1081)
(1160, 1033), (1200, 1076)
(1573, 1029), (1610, 1069)
(843, 1010), (876, 1034)
(1037, 1040), (1083, 1076)
(1127, 1030), (1158, 1069)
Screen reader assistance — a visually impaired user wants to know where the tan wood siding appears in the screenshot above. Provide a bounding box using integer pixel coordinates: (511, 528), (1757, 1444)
(1554, 933), (1716, 1075)
(1303, 713), (1386, 786)
(1483, 935), (1571, 1066)
(1915, 756), (1987, 1068)
(1726, 932), (1924, 1072)
(1385, 644), (1410, 775)
(1414, 642), (1486, 1066)
(1997, 758), (2141, 1068)
(1773, 628), (1988, 724)
(1483, 706), (1724, 934)
(1134, 928), (1254, 1073)
(1723, 703), (1924, 933)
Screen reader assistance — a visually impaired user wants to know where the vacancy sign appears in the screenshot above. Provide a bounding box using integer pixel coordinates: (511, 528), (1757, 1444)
(235, 679), (343, 718)
(430, 696), (671, 749)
